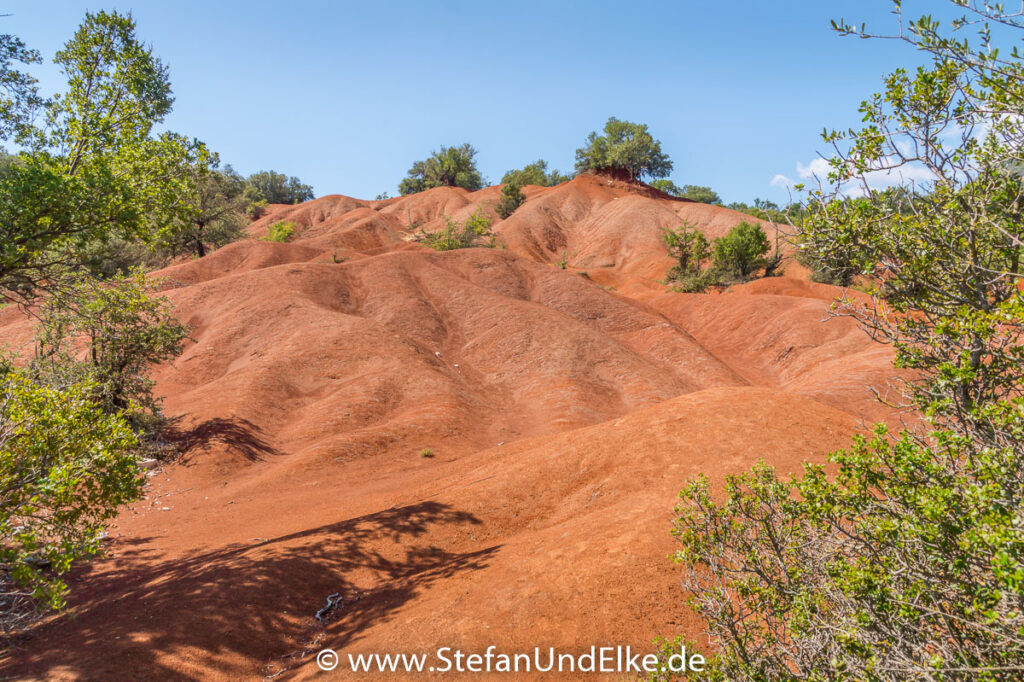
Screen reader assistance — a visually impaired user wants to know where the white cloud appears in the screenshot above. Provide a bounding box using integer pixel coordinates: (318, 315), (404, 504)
(773, 155), (935, 197)
(796, 157), (831, 179)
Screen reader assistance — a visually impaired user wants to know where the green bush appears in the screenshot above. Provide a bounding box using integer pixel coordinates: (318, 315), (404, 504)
(495, 180), (525, 219)
(0, 371), (143, 629)
(33, 270), (190, 431)
(651, 181), (722, 205)
(711, 221), (770, 278)
(416, 209), (495, 251)
(264, 220), (296, 243)
(670, 3), (1024, 678)
(670, 269), (719, 293)
(501, 160), (570, 187)
(661, 222), (710, 279)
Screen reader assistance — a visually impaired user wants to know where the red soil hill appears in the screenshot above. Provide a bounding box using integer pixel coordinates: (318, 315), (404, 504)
(1, 176), (895, 680)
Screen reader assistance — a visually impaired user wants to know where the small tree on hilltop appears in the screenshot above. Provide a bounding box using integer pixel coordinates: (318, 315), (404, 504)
(574, 117), (672, 182)
(501, 159), (570, 187)
(399, 143), (484, 195)
(244, 170), (313, 205)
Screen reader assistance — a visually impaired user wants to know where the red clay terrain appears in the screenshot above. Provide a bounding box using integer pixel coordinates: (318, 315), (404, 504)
(0, 175), (898, 680)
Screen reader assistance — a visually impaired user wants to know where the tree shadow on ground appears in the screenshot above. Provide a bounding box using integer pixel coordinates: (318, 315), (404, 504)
(1, 502), (498, 680)
(162, 416), (281, 462)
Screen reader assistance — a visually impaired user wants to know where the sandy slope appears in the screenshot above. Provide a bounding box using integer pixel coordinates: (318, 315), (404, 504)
(1, 176), (895, 680)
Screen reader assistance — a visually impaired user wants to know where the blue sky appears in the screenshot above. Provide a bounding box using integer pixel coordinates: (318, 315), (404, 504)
(2, 1), (956, 203)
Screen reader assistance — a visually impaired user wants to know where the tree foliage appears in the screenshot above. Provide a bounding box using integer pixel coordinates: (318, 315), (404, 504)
(32, 270), (190, 427)
(244, 170), (313, 205)
(0, 11), (197, 302)
(501, 159), (570, 187)
(152, 148), (248, 259)
(670, 3), (1024, 679)
(264, 221), (296, 243)
(574, 117), (672, 182)
(712, 221), (770, 278)
(652, 181), (722, 205)
(0, 372), (142, 630)
(0, 33), (41, 141)
(661, 222), (711, 291)
(496, 180), (526, 219)
(399, 143), (484, 195)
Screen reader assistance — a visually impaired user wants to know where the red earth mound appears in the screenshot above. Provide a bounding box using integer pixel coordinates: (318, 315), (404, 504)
(0, 176), (898, 680)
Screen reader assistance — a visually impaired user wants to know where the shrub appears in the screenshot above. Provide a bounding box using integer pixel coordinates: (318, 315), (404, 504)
(419, 448), (434, 458)
(416, 209), (495, 251)
(670, 2), (1024, 678)
(0, 371), (143, 630)
(33, 270), (190, 432)
(265, 220), (296, 243)
(246, 198), (268, 220)
(574, 117), (672, 182)
(711, 221), (770, 278)
(495, 180), (525, 219)
(651, 181), (722, 205)
(399, 143), (484, 195)
(661, 223), (710, 280)
(670, 269), (719, 293)
(501, 160), (570, 187)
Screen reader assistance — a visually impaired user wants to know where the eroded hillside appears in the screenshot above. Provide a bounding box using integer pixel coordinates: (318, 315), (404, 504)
(0, 176), (896, 680)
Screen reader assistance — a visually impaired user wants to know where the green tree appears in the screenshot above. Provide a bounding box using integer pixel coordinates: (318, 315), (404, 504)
(0, 372), (143, 629)
(0, 11), (196, 303)
(678, 184), (721, 205)
(501, 159), (570, 187)
(244, 170), (313, 205)
(650, 179), (683, 196)
(574, 117), (672, 182)
(651, 181), (722, 205)
(33, 270), (190, 428)
(399, 143), (484, 195)
(712, 221), (770, 278)
(0, 33), (41, 141)
(160, 153), (247, 258)
(670, 3), (1024, 679)
(496, 180), (526, 219)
